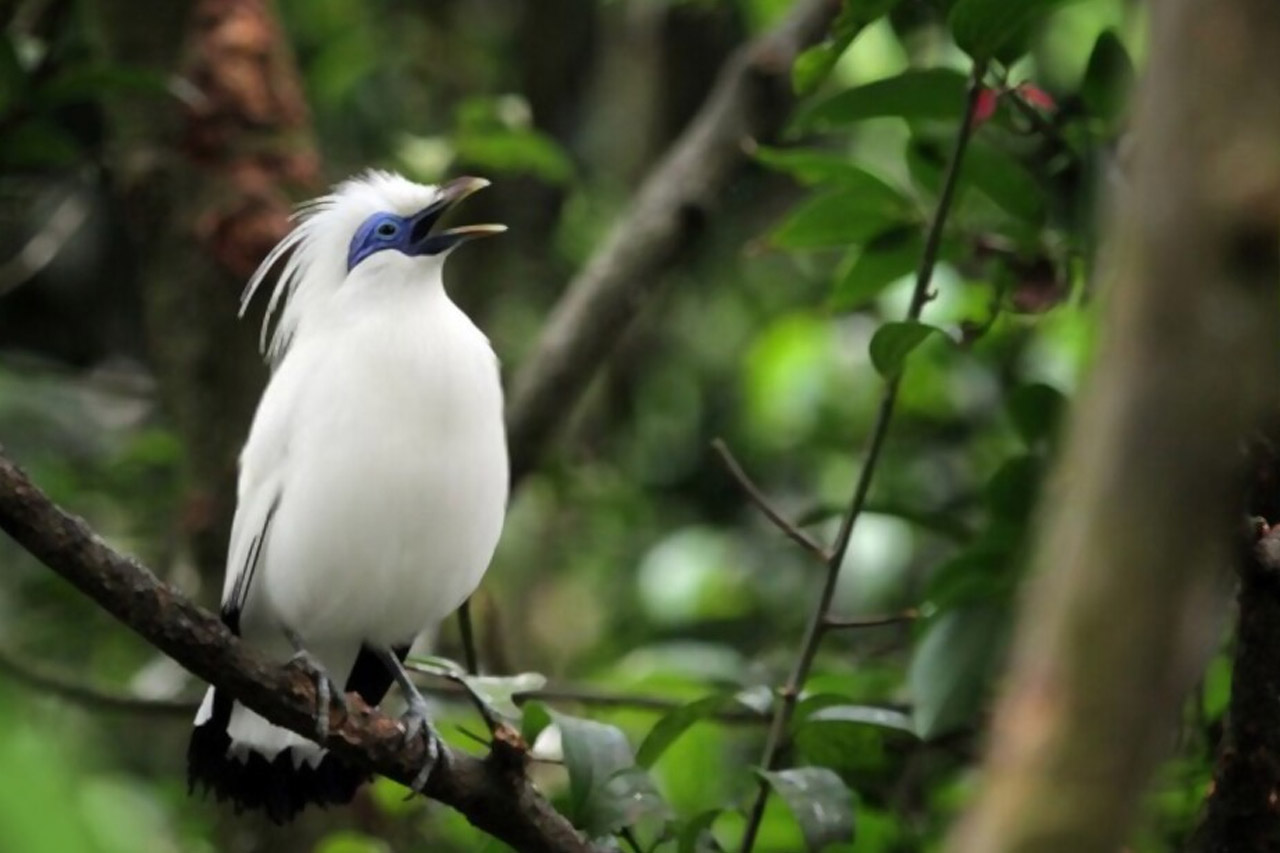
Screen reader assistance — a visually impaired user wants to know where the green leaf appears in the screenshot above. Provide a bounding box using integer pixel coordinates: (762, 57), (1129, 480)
(772, 181), (916, 250)
(1007, 382), (1066, 447)
(925, 546), (1015, 609)
(757, 767), (856, 851)
(904, 136), (947, 198)
(456, 128), (574, 185)
(521, 700), (553, 746)
(636, 692), (742, 769)
(677, 809), (722, 853)
(806, 704), (916, 735)
(792, 0), (904, 95)
(551, 710), (660, 837)
(795, 68), (969, 132)
(591, 766), (670, 838)
(755, 146), (890, 188)
(948, 0), (1073, 63)
(909, 606), (1008, 738)
(831, 227), (922, 312)
(1081, 30), (1135, 123)
(907, 134), (1044, 225)
(459, 672), (546, 720)
(961, 140), (1045, 224)
(984, 454), (1043, 524)
(793, 705), (918, 778)
(868, 321), (945, 379)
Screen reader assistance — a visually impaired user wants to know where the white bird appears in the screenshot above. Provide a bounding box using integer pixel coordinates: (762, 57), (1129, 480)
(187, 171), (509, 822)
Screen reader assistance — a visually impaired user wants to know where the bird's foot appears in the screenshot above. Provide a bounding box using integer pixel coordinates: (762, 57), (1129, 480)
(399, 695), (442, 792)
(288, 648), (349, 741)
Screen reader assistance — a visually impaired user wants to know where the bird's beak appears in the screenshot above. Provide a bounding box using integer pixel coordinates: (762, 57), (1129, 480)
(408, 176), (507, 256)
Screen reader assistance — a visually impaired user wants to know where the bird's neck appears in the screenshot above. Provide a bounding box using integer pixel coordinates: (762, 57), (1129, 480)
(291, 265), (457, 349)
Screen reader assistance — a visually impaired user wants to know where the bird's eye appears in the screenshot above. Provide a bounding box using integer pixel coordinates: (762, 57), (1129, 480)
(375, 221), (399, 238)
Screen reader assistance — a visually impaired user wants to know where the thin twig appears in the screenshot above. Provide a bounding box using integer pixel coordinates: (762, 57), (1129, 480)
(822, 609), (919, 631)
(0, 642), (771, 723)
(415, 668), (506, 735)
(0, 189), (89, 298)
(0, 644), (199, 715)
(712, 438), (832, 563)
(738, 60), (989, 853)
(508, 683), (764, 719)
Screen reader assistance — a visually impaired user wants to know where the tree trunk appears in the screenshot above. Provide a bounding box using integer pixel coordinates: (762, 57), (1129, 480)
(945, 1), (1280, 850)
(91, 0), (320, 587)
(1187, 440), (1280, 852)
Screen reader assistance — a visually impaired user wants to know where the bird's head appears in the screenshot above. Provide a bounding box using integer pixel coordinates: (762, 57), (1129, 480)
(242, 170), (505, 362)
(343, 174), (505, 274)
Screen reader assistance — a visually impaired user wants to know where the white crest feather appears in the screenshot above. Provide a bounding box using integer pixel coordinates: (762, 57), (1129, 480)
(241, 170), (444, 364)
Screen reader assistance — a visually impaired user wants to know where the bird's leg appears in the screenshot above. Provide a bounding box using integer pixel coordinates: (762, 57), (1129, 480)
(283, 626), (348, 741)
(405, 656), (506, 735)
(375, 648), (441, 792)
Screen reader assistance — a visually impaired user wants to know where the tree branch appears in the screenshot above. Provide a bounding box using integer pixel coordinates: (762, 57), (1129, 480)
(822, 609), (919, 631)
(0, 449), (592, 853)
(739, 60), (988, 853)
(0, 644), (197, 716)
(711, 438), (831, 563)
(0, 643), (774, 724)
(504, 0), (842, 485)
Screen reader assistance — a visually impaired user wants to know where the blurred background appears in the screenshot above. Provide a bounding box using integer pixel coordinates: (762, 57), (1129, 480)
(0, 1), (1190, 852)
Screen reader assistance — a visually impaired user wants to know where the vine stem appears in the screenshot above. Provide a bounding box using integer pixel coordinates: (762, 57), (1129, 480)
(738, 59), (989, 853)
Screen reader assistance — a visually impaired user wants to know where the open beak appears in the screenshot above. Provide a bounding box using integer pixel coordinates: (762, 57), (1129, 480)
(408, 176), (507, 256)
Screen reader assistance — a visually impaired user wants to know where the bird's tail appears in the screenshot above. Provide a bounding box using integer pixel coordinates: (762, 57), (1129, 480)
(187, 686), (366, 823)
(187, 644), (402, 823)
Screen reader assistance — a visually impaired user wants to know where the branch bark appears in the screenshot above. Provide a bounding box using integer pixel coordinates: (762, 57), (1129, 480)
(1188, 453), (1280, 852)
(504, 0), (840, 485)
(0, 450), (591, 853)
(945, 2), (1280, 850)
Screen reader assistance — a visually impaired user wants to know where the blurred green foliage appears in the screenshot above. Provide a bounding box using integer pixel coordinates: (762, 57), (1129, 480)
(0, 0), (1224, 852)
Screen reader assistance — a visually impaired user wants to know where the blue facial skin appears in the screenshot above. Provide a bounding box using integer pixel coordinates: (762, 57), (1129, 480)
(347, 207), (454, 272)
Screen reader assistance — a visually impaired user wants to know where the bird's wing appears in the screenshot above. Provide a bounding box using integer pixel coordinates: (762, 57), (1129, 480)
(220, 363), (303, 630)
(220, 485), (280, 632)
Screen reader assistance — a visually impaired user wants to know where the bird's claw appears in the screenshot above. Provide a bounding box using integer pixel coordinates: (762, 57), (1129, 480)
(399, 701), (441, 794)
(289, 649), (348, 741)
(409, 728), (440, 793)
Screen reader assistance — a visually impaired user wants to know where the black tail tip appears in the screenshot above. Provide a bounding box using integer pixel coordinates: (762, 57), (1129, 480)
(188, 722), (367, 824)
